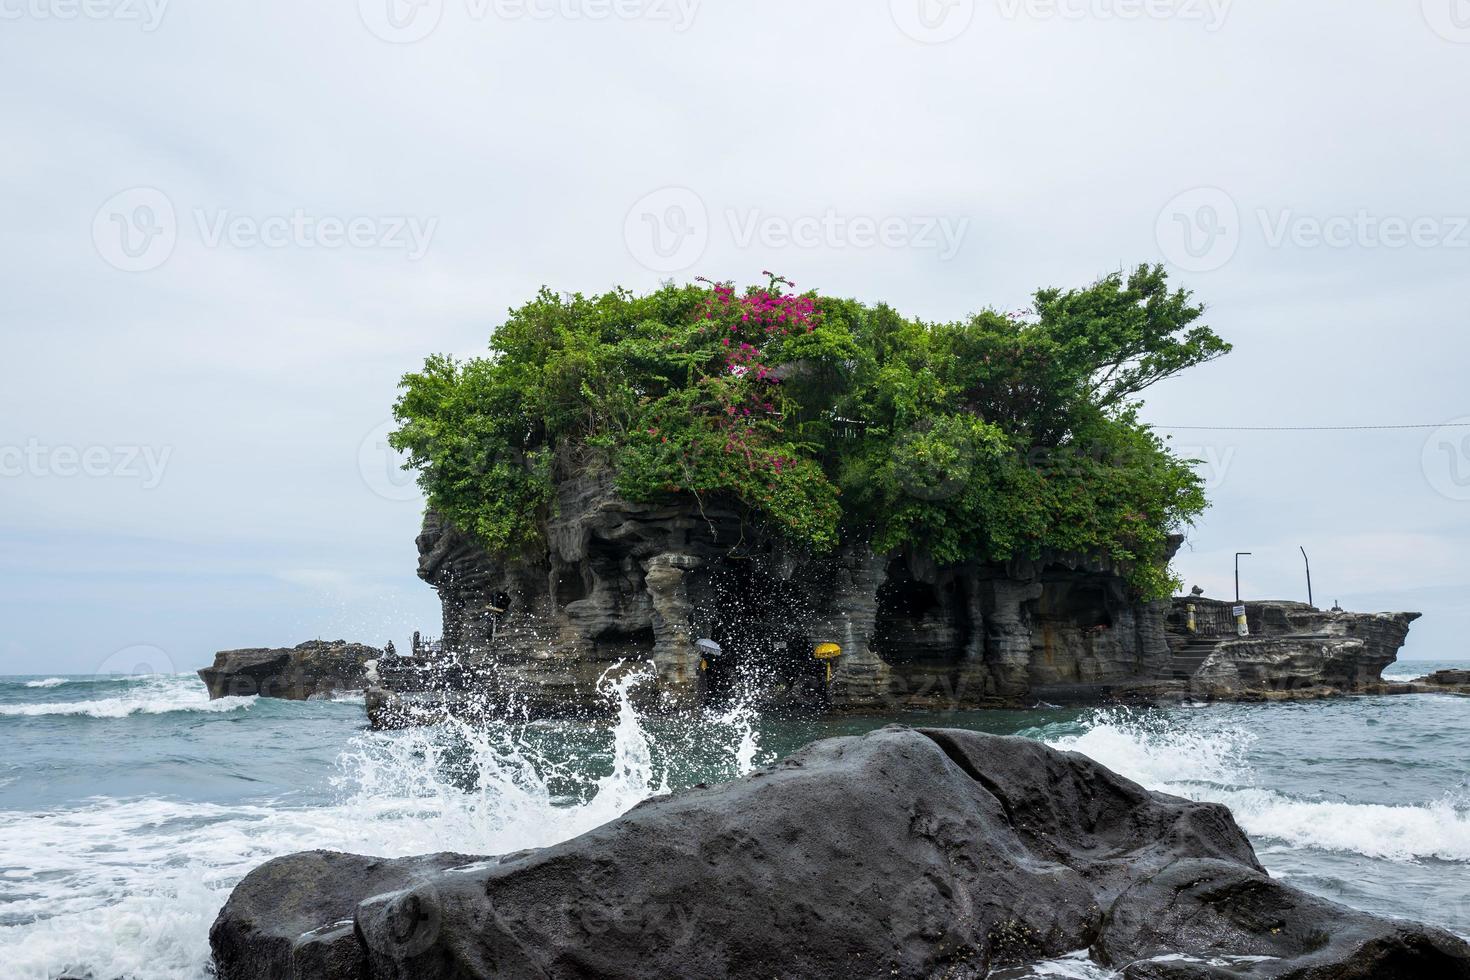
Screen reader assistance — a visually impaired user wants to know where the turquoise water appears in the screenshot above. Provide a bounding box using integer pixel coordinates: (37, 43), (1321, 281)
(0, 666), (1466, 979)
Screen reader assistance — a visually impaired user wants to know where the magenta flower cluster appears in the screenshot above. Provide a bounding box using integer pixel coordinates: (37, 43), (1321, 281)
(697, 277), (821, 339)
(685, 276), (818, 481)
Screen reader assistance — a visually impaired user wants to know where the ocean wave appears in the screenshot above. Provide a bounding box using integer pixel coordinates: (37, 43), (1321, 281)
(6, 673), (179, 689)
(313, 691), (366, 705)
(0, 693), (256, 719)
(0, 667), (759, 980)
(1045, 710), (1470, 864)
(1213, 788), (1470, 863)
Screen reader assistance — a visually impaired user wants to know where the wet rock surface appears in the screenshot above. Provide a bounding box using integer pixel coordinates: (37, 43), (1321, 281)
(209, 727), (1470, 980)
(198, 640), (381, 700)
(1103, 858), (1470, 979)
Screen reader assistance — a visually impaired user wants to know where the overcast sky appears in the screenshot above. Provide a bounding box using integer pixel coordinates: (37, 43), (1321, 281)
(2, 0), (1467, 674)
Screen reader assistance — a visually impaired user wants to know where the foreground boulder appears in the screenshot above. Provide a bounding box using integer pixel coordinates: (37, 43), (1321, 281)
(198, 639), (382, 700)
(211, 727), (1470, 979)
(210, 851), (477, 980)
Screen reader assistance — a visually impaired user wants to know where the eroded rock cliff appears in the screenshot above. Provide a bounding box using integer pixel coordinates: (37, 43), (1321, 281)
(407, 466), (1180, 716)
(401, 468), (1421, 717)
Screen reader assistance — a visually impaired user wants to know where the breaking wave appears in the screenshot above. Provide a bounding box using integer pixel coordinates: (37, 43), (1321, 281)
(0, 667), (760, 980)
(0, 676), (257, 719)
(1042, 709), (1470, 864)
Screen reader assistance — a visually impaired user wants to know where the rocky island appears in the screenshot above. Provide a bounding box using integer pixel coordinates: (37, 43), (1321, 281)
(359, 271), (1420, 724)
(374, 499), (1420, 724)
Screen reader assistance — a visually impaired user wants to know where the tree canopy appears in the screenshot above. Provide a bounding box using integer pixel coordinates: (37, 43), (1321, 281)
(390, 265), (1229, 598)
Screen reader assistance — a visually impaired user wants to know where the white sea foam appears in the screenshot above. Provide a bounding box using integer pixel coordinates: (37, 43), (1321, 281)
(992, 949), (1284, 980)
(1046, 710), (1470, 864)
(21, 678), (68, 689)
(990, 950), (1117, 979)
(0, 678), (256, 719)
(1206, 789), (1470, 863)
(0, 667), (750, 980)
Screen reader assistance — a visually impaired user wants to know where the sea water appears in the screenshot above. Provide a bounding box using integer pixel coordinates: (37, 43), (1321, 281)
(0, 662), (1466, 979)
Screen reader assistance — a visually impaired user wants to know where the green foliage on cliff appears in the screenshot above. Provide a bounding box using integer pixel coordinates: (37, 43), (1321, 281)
(390, 266), (1229, 597)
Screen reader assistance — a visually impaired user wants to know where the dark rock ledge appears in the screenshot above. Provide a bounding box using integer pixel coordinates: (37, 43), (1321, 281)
(198, 640), (382, 700)
(209, 727), (1470, 980)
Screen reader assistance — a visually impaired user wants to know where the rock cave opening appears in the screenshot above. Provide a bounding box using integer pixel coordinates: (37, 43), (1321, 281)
(872, 560), (975, 668)
(688, 558), (821, 706)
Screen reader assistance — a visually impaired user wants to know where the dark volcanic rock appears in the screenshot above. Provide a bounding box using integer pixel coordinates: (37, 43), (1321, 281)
(210, 850), (478, 980)
(1103, 859), (1469, 979)
(198, 640), (381, 700)
(1426, 668), (1470, 687)
(209, 727), (1470, 980)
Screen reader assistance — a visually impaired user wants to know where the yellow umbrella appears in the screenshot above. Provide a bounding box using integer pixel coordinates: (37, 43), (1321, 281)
(812, 642), (842, 682)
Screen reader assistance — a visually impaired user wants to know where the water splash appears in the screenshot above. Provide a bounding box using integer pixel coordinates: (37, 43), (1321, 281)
(1040, 707), (1257, 788)
(330, 665), (690, 856)
(0, 665), (761, 980)
(721, 700), (762, 776)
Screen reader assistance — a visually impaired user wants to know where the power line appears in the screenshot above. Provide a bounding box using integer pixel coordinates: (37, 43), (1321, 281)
(1155, 423), (1470, 432)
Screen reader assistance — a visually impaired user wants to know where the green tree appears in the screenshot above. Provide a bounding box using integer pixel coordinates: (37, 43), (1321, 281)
(390, 266), (1229, 597)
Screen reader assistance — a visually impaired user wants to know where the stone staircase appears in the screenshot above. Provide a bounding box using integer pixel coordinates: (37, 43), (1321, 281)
(1168, 635), (1221, 681)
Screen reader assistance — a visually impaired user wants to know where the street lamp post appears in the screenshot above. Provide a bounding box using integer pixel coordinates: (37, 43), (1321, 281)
(1234, 552), (1252, 603)
(1300, 546), (1314, 609)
